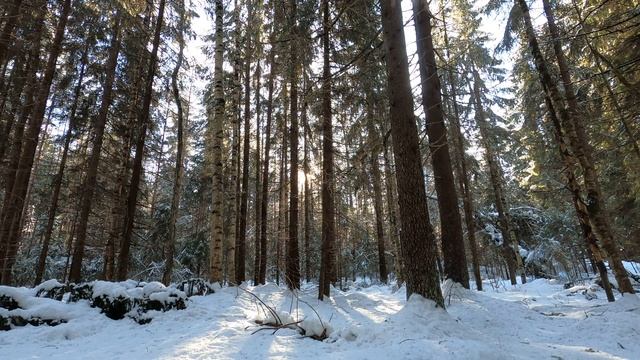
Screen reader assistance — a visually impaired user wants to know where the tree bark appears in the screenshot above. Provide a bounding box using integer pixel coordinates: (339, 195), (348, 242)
(35, 44), (88, 285)
(285, 0), (301, 290)
(472, 71), (519, 286)
(236, 0), (254, 284)
(258, 26), (277, 284)
(253, 59), (262, 285)
(1, 0), (71, 284)
(0, 0), (22, 71)
(69, 13), (121, 283)
(440, 2), (482, 290)
(518, 0), (634, 294)
(302, 72), (312, 283)
(371, 150), (388, 284)
(411, 0), (468, 288)
(163, 0), (186, 285)
(543, 95), (615, 302)
(383, 138), (403, 285)
(319, 0), (335, 300)
(116, 0), (166, 281)
(380, 0), (444, 306)
(208, 0), (225, 284)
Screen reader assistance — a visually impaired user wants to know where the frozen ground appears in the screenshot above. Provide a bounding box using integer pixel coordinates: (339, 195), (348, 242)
(1, 277), (639, 359)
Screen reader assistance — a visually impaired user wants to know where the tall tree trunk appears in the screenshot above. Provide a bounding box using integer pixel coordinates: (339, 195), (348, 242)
(0, 46), (39, 279)
(285, 0), (300, 290)
(302, 72), (311, 283)
(69, 12), (122, 283)
(472, 71), (519, 286)
(0, 0), (22, 71)
(383, 138), (403, 285)
(543, 95), (615, 302)
(253, 59), (262, 285)
(1, 0), (71, 284)
(116, 0), (166, 281)
(259, 26), (276, 284)
(319, 0), (335, 300)
(411, 0), (468, 288)
(517, 0), (634, 294)
(440, 1), (482, 290)
(371, 150), (388, 284)
(236, 0), (254, 284)
(380, 0), (444, 306)
(163, 0), (186, 285)
(226, 0), (241, 285)
(208, 0), (225, 284)
(0, 52), (27, 162)
(35, 44), (88, 284)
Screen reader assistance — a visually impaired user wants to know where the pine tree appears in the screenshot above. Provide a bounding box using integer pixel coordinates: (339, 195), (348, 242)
(380, 0), (444, 306)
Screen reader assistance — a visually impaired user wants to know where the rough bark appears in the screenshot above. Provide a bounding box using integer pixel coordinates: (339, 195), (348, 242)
(1, 0), (71, 284)
(0, 0), (22, 69)
(518, 0), (634, 294)
(371, 150), (388, 284)
(208, 0), (225, 284)
(472, 72), (519, 286)
(380, 0), (444, 306)
(258, 29), (277, 285)
(383, 139), (403, 285)
(543, 95), (615, 302)
(69, 12), (122, 283)
(411, 0), (468, 288)
(236, 0), (254, 284)
(302, 73), (311, 283)
(440, 2), (482, 290)
(285, 0), (301, 291)
(116, 0), (166, 281)
(163, 0), (185, 285)
(35, 45), (88, 285)
(253, 59), (262, 285)
(319, 0), (335, 300)
(226, 0), (242, 285)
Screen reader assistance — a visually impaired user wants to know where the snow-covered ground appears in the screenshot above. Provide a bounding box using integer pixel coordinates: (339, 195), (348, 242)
(1, 278), (639, 359)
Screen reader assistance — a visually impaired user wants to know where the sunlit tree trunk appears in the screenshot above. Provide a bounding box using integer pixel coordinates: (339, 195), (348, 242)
(518, 0), (634, 294)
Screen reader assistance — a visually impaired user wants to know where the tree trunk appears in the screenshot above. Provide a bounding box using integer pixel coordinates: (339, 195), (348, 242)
(518, 0), (634, 294)
(0, 52), (27, 162)
(411, 0), (468, 288)
(302, 72), (312, 283)
(471, 71), (519, 285)
(68, 13), (122, 283)
(440, 2), (482, 290)
(319, 0), (335, 300)
(163, 0), (186, 285)
(208, 0), (225, 284)
(383, 139), (403, 285)
(253, 59), (262, 285)
(1, 0), (71, 284)
(258, 25), (277, 284)
(226, 0), (242, 285)
(117, 0), (166, 281)
(0, 0), (22, 70)
(35, 44), (88, 285)
(380, 0), (444, 306)
(543, 95), (615, 302)
(286, 0), (300, 290)
(236, 0), (254, 284)
(371, 150), (388, 284)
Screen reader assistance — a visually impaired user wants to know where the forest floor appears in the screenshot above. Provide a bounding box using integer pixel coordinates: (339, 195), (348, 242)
(2, 276), (640, 359)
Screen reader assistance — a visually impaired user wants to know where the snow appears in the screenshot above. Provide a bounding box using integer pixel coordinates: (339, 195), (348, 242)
(2, 279), (639, 359)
